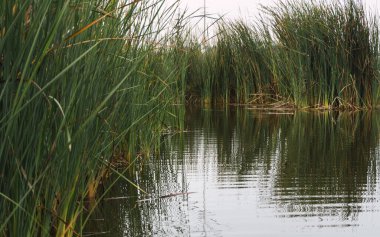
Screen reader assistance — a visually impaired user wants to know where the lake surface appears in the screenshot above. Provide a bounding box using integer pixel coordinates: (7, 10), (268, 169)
(86, 108), (380, 237)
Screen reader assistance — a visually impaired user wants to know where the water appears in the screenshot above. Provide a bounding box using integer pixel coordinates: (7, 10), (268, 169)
(86, 109), (380, 237)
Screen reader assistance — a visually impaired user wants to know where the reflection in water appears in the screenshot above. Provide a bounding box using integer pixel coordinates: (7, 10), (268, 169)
(86, 109), (380, 237)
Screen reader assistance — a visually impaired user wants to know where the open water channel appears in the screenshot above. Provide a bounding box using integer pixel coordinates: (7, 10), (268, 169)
(86, 108), (380, 236)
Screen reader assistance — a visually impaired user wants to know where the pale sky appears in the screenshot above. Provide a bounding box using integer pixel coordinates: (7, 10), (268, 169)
(176, 0), (277, 20)
(169, 0), (380, 38)
(175, 0), (379, 19)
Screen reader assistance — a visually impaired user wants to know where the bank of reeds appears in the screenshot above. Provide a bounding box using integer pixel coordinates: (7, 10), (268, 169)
(0, 0), (186, 236)
(185, 0), (380, 109)
(2, 0), (380, 235)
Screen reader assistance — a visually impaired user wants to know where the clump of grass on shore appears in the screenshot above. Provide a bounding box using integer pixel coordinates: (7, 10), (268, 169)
(267, 0), (379, 109)
(185, 0), (380, 109)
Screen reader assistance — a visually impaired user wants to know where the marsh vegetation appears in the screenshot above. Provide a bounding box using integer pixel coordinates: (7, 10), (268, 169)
(186, 0), (380, 109)
(1, 0), (380, 236)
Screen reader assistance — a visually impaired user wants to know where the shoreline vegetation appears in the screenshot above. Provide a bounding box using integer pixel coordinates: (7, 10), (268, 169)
(1, 0), (379, 236)
(185, 0), (380, 110)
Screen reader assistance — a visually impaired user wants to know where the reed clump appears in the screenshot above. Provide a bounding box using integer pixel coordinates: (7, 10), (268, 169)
(185, 0), (380, 109)
(268, 0), (379, 109)
(0, 0), (185, 236)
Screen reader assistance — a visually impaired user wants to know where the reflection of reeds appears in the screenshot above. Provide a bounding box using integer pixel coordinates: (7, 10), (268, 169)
(0, 0), (185, 236)
(275, 112), (378, 220)
(185, 0), (379, 109)
(180, 109), (379, 219)
(86, 109), (380, 234)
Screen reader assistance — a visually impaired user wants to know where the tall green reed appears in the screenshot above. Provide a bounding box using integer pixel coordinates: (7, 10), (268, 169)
(184, 0), (380, 109)
(266, 0), (379, 109)
(0, 0), (186, 236)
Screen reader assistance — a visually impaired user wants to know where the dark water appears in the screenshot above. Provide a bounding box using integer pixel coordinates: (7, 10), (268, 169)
(86, 109), (380, 237)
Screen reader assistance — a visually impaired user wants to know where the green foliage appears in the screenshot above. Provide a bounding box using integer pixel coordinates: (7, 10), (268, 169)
(185, 0), (380, 109)
(1, 0), (380, 235)
(0, 0), (185, 236)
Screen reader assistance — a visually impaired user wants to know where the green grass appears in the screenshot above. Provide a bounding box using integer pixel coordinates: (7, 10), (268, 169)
(1, 0), (380, 236)
(184, 0), (380, 109)
(0, 0), (186, 236)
